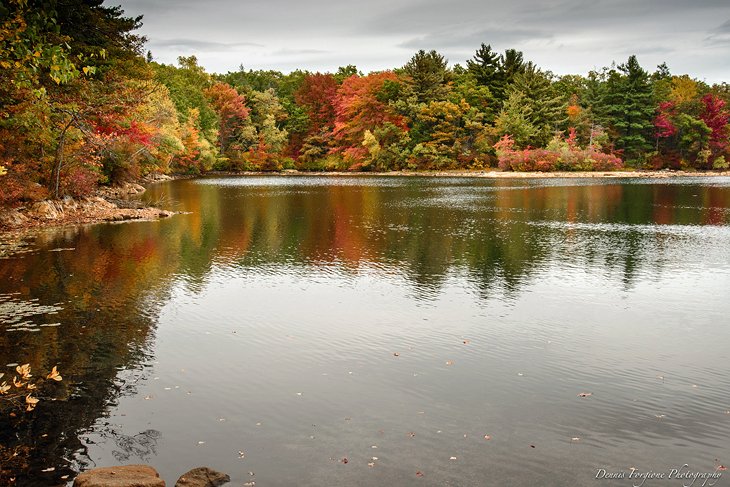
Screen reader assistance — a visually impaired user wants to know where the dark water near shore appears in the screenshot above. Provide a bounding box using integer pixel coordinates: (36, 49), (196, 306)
(2, 176), (730, 486)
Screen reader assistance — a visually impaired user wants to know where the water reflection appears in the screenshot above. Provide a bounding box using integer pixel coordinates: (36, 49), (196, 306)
(1, 176), (729, 485)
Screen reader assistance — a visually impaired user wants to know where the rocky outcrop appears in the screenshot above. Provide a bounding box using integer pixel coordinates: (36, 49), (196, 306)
(73, 465), (165, 487)
(0, 193), (175, 232)
(175, 467), (230, 487)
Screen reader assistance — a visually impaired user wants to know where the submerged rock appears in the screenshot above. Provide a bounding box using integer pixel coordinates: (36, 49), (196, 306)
(73, 465), (165, 487)
(175, 467), (230, 487)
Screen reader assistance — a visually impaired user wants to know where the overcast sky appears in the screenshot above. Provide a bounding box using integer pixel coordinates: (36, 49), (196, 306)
(118, 0), (730, 82)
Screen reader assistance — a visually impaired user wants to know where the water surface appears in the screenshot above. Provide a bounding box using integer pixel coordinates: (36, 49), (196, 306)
(1, 176), (730, 486)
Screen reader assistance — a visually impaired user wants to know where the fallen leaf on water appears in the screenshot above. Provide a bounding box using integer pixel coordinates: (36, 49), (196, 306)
(46, 366), (62, 381)
(368, 462), (375, 468)
(484, 435), (492, 440)
(445, 360), (454, 366)
(716, 465), (726, 471)
(25, 395), (39, 411)
(16, 364), (32, 379)
(577, 393), (592, 398)
(416, 471), (424, 477)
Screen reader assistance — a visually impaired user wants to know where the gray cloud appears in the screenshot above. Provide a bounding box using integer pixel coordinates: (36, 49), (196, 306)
(705, 19), (730, 46)
(150, 39), (264, 51)
(119, 0), (730, 82)
(399, 27), (553, 51)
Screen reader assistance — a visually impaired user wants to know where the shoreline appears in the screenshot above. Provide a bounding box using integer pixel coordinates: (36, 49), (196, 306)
(206, 169), (730, 179)
(2, 169), (728, 240)
(0, 179), (175, 244)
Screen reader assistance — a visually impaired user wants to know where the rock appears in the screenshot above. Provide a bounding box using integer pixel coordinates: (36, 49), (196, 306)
(0, 209), (29, 228)
(73, 465), (165, 487)
(29, 201), (61, 220)
(175, 467), (230, 487)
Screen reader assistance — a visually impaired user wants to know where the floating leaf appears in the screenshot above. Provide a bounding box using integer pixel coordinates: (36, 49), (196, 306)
(416, 471), (424, 477)
(484, 435), (492, 440)
(25, 395), (39, 411)
(445, 360), (454, 366)
(16, 364), (32, 379)
(577, 392), (592, 398)
(368, 462), (375, 467)
(46, 365), (63, 382)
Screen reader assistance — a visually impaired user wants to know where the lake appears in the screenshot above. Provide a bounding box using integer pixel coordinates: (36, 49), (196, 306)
(2, 175), (730, 486)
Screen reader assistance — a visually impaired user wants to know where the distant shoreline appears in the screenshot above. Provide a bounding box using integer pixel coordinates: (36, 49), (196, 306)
(205, 169), (730, 179)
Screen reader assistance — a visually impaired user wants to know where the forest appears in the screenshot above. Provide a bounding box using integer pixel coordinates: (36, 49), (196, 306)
(1, 0), (730, 205)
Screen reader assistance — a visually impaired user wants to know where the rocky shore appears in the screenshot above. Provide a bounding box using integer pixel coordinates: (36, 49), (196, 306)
(0, 180), (175, 233)
(73, 465), (232, 487)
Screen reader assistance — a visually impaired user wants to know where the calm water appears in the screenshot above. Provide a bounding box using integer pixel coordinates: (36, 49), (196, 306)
(2, 176), (730, 486)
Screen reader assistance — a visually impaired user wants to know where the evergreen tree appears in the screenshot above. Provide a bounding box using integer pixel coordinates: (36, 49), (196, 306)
(403, 49), (450, 104)
(494, 91), (537, 148)
(508, 66), (563, 146)
(603, 55), (655, 163)
(467, 44), (504, 101)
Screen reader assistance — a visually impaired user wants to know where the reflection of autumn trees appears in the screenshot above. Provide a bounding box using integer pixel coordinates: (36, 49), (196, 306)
(1, 178), (729, 482)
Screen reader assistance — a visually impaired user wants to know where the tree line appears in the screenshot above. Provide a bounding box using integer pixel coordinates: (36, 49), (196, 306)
(1, 0), (729, 204)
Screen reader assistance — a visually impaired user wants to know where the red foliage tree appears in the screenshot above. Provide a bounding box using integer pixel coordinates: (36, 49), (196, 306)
(204, 82), (250, 155)
(332, 72), (407, 160)
(654, 101), (678, 139)
(699, 93), (729, 157)
(295, 73), (338, 134)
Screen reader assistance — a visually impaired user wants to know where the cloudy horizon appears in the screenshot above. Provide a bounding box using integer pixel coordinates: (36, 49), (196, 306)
(119, 0), (730, 82)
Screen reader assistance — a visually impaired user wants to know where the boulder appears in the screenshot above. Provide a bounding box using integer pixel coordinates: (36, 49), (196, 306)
(73, 465), (165, 487)
(29, 201), (60, 220)
(175, 467), (230, 487)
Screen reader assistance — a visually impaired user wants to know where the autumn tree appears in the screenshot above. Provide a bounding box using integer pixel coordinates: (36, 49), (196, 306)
(332, 72), (407, 161)
(204, 82), (250, 157)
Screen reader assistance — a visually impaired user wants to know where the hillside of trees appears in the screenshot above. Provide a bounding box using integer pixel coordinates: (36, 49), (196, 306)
(2, 1), (729, 205)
